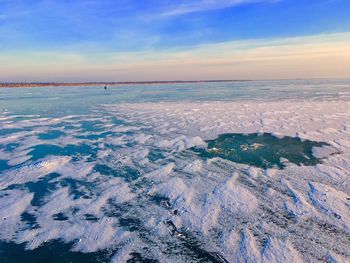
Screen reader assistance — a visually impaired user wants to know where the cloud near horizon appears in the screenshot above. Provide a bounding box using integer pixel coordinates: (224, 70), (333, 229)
(1, 32), (350, 82)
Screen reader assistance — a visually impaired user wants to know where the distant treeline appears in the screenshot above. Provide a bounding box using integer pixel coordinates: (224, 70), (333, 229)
(0, 80), (248, 88)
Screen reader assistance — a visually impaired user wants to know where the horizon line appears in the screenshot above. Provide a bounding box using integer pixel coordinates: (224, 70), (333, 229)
(1, 77), (349, 88)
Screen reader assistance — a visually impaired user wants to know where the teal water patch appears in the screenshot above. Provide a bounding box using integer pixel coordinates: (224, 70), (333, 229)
(76, 131), (113, 141)
(0, 241), (110, 263)
(38, 130), (65, 140)
(94, 164), (140, 182)
(0, 160), (11, 173)
(4, 143), (20, 152)
(59, 178), (96, 200)
(52, 212), (69, 221)
(20, 212), (39, 229)
(4, 173), (61, 207)
(28, 144), (97, 161)
(0, 128), (24, 136)
(192, 133), (330, 169)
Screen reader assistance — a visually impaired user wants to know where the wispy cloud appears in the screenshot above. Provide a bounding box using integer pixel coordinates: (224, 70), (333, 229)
(144, 0), (279, 19)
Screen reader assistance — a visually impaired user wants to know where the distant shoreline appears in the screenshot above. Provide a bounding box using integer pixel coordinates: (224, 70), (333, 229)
(0, 80), (249, 88)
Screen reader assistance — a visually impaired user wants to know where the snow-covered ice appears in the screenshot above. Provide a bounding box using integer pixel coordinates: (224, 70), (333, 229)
(1, 81), (350, 262)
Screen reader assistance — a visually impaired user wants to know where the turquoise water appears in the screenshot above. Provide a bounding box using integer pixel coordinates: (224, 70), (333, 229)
(192, 133), (331, 169)
(0, 79), (350, 262)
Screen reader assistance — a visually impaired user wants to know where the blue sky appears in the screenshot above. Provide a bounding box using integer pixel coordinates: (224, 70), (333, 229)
(1, 0), (350, 81)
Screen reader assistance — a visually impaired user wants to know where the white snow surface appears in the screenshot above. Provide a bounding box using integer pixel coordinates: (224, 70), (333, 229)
(0, 99), (350, 262)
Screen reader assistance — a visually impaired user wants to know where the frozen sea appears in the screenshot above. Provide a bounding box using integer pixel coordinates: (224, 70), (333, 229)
(0, 79), (350, 262)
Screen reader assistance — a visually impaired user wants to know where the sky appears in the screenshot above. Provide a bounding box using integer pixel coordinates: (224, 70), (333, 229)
(0, 0), (350, 82)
